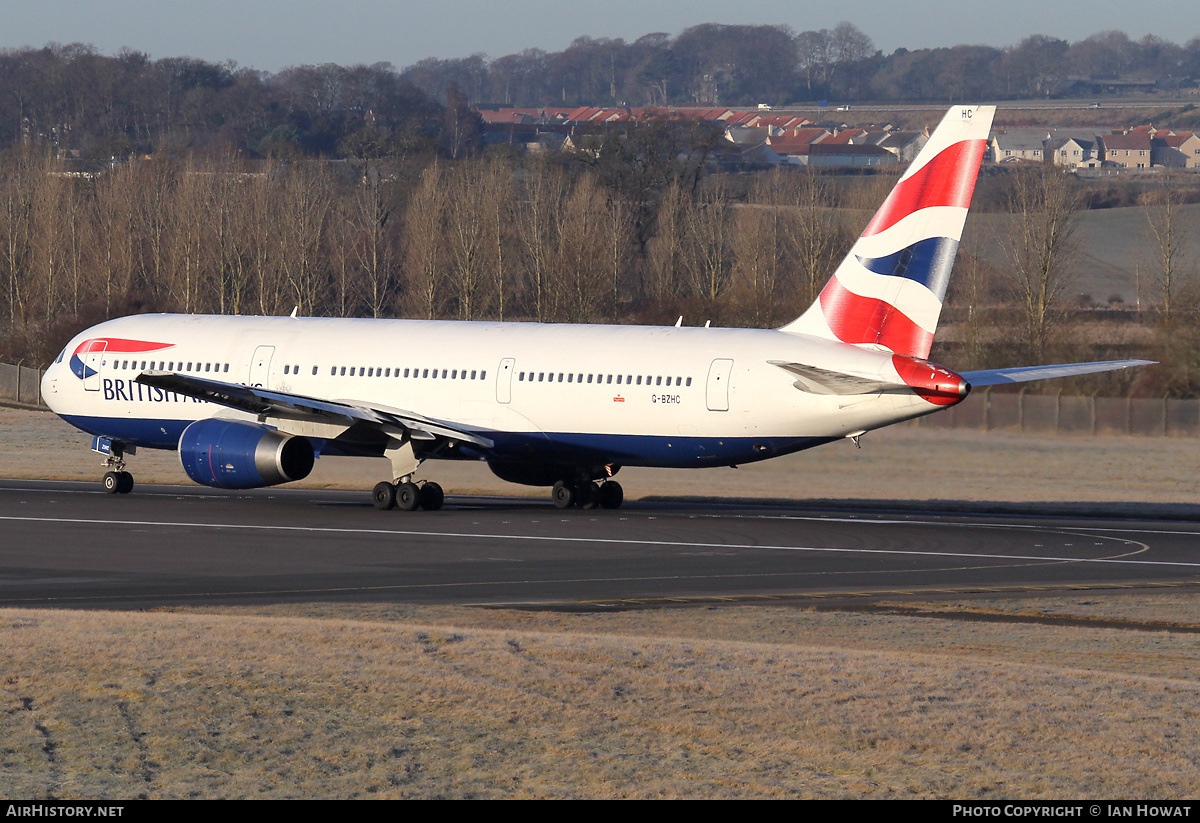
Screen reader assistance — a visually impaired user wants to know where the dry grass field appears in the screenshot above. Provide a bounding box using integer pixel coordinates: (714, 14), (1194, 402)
(3, 407), (1200, 798)
(2, 599), (1198, 799)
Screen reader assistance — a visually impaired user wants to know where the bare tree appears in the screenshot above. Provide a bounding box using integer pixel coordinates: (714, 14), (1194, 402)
(400, 162), (447, 319)
(0, 150), (41, 327)
(89, 159), (140, 316)
(478, 158), (517, 321)
(643, 179), (687, 303)
(275, 162), (332, 315)
(1002, 166), (1083, 358)
(788, 170), (845, 313)
(514, 159), (567, 320)
(552, 174), (609, 322)
(683, 181), (732, 302)
(1145, 166), (1197, 321)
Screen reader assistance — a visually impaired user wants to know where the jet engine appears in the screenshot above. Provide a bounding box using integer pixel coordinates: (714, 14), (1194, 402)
(178, 418), (314, 489)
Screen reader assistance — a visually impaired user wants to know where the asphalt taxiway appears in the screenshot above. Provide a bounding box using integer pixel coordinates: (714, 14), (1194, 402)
(1, 479), (1198, 610)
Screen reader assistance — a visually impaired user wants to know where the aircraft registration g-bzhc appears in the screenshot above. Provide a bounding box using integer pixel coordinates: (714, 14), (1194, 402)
(41, 105), (1150, 510)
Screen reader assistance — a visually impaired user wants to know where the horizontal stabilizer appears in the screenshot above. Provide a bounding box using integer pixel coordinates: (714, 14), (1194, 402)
(769, 361), (911, 396)
(960, 360), (1155, 387)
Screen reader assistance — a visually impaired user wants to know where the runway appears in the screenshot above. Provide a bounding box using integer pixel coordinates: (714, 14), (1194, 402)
(1, 478), (1198, 610)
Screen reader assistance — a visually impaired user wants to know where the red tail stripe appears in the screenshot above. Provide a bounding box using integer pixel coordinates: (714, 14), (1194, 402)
(862, 139), (986, 237)
(818, 278), (934, 358)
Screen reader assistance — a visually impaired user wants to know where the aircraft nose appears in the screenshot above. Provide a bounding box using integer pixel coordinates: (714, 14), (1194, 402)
(41, 361), (60, 408)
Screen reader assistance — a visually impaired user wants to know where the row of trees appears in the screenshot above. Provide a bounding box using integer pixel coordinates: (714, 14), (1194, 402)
(0, 45), (445, 162)
(0, 147), (863, 365)
(2, 136), (1196, 394)
(7, 27), (1200, 164)
(404, 26), (1200, 108)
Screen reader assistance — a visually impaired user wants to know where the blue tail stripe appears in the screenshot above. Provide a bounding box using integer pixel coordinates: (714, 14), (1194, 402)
(855, 236), (959, 301)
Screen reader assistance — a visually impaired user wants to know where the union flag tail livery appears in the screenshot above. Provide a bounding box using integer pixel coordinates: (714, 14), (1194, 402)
(41, 105), (1152, 509)
(779, 106), (993, 359)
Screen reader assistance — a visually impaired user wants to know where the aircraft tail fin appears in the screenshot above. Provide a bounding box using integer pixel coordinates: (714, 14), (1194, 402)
(779, 105), (995, 359)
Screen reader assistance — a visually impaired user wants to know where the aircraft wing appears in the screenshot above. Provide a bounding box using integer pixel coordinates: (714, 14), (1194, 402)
(135, 371), (494, 448)
(959, 360), (1155, 387)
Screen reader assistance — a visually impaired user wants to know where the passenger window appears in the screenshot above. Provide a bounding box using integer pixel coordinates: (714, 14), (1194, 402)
(312, 366), (318, 375)
(472, 370), (477, 380)
(340, 367), (346, 376)
(656, 376), (662, 386)
(567, 374), (573, 383)
(686, 377), (692, 386)
(480, 371), (486, 380)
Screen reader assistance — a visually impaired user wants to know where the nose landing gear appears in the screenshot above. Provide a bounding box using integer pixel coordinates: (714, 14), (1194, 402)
(97, 439), (135, 494)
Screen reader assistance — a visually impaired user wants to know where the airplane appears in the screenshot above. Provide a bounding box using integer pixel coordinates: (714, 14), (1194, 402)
(39, 105), (1151, 511)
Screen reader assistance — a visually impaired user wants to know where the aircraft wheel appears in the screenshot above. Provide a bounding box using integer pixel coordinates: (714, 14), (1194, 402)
(372, 481), (397, 510)
(552, 480), (574, 509)
(576, 481), (598, 509)
(397, 482), (421, 511)
(419, 482), (444, 511)
(117, 471), (134, 494)
(103, 471), (121, 494)
(598, 481), (623, 510)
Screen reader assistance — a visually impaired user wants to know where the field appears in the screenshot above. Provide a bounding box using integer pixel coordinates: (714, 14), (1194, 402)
(2, 407), (1199, 798)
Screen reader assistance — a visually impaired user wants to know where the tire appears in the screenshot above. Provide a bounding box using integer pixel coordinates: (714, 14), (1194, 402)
(552, 480), (574, 509)
(103, 471), (120, 494)
(372, 481), (396, 510)
(598, 481), (623, 509)
(117, 471), (134, 494)
(397, 482), (420, 511)
(419, 482), (444, 511)
(576, 481), (597, 509)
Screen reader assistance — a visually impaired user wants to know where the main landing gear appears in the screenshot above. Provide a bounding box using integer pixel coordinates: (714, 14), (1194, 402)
(372, 479), (444, 511)
(552, 479), (623, 510)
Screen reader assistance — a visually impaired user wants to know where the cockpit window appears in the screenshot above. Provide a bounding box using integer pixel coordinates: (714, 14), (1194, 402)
(55, 346), (67, 364)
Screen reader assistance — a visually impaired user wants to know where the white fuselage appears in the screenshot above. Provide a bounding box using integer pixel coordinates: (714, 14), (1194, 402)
(42, 313), (947, 471)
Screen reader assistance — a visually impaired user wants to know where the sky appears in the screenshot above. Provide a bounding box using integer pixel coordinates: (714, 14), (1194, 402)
(1, 0), (1196, 73)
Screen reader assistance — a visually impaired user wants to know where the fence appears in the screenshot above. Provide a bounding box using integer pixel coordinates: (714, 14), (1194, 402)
(0, 362), (45, 408)
(913, 390), (1200, 436)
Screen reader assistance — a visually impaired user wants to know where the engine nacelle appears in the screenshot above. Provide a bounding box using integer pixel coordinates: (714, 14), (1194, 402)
(179, 418), (314, 489)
